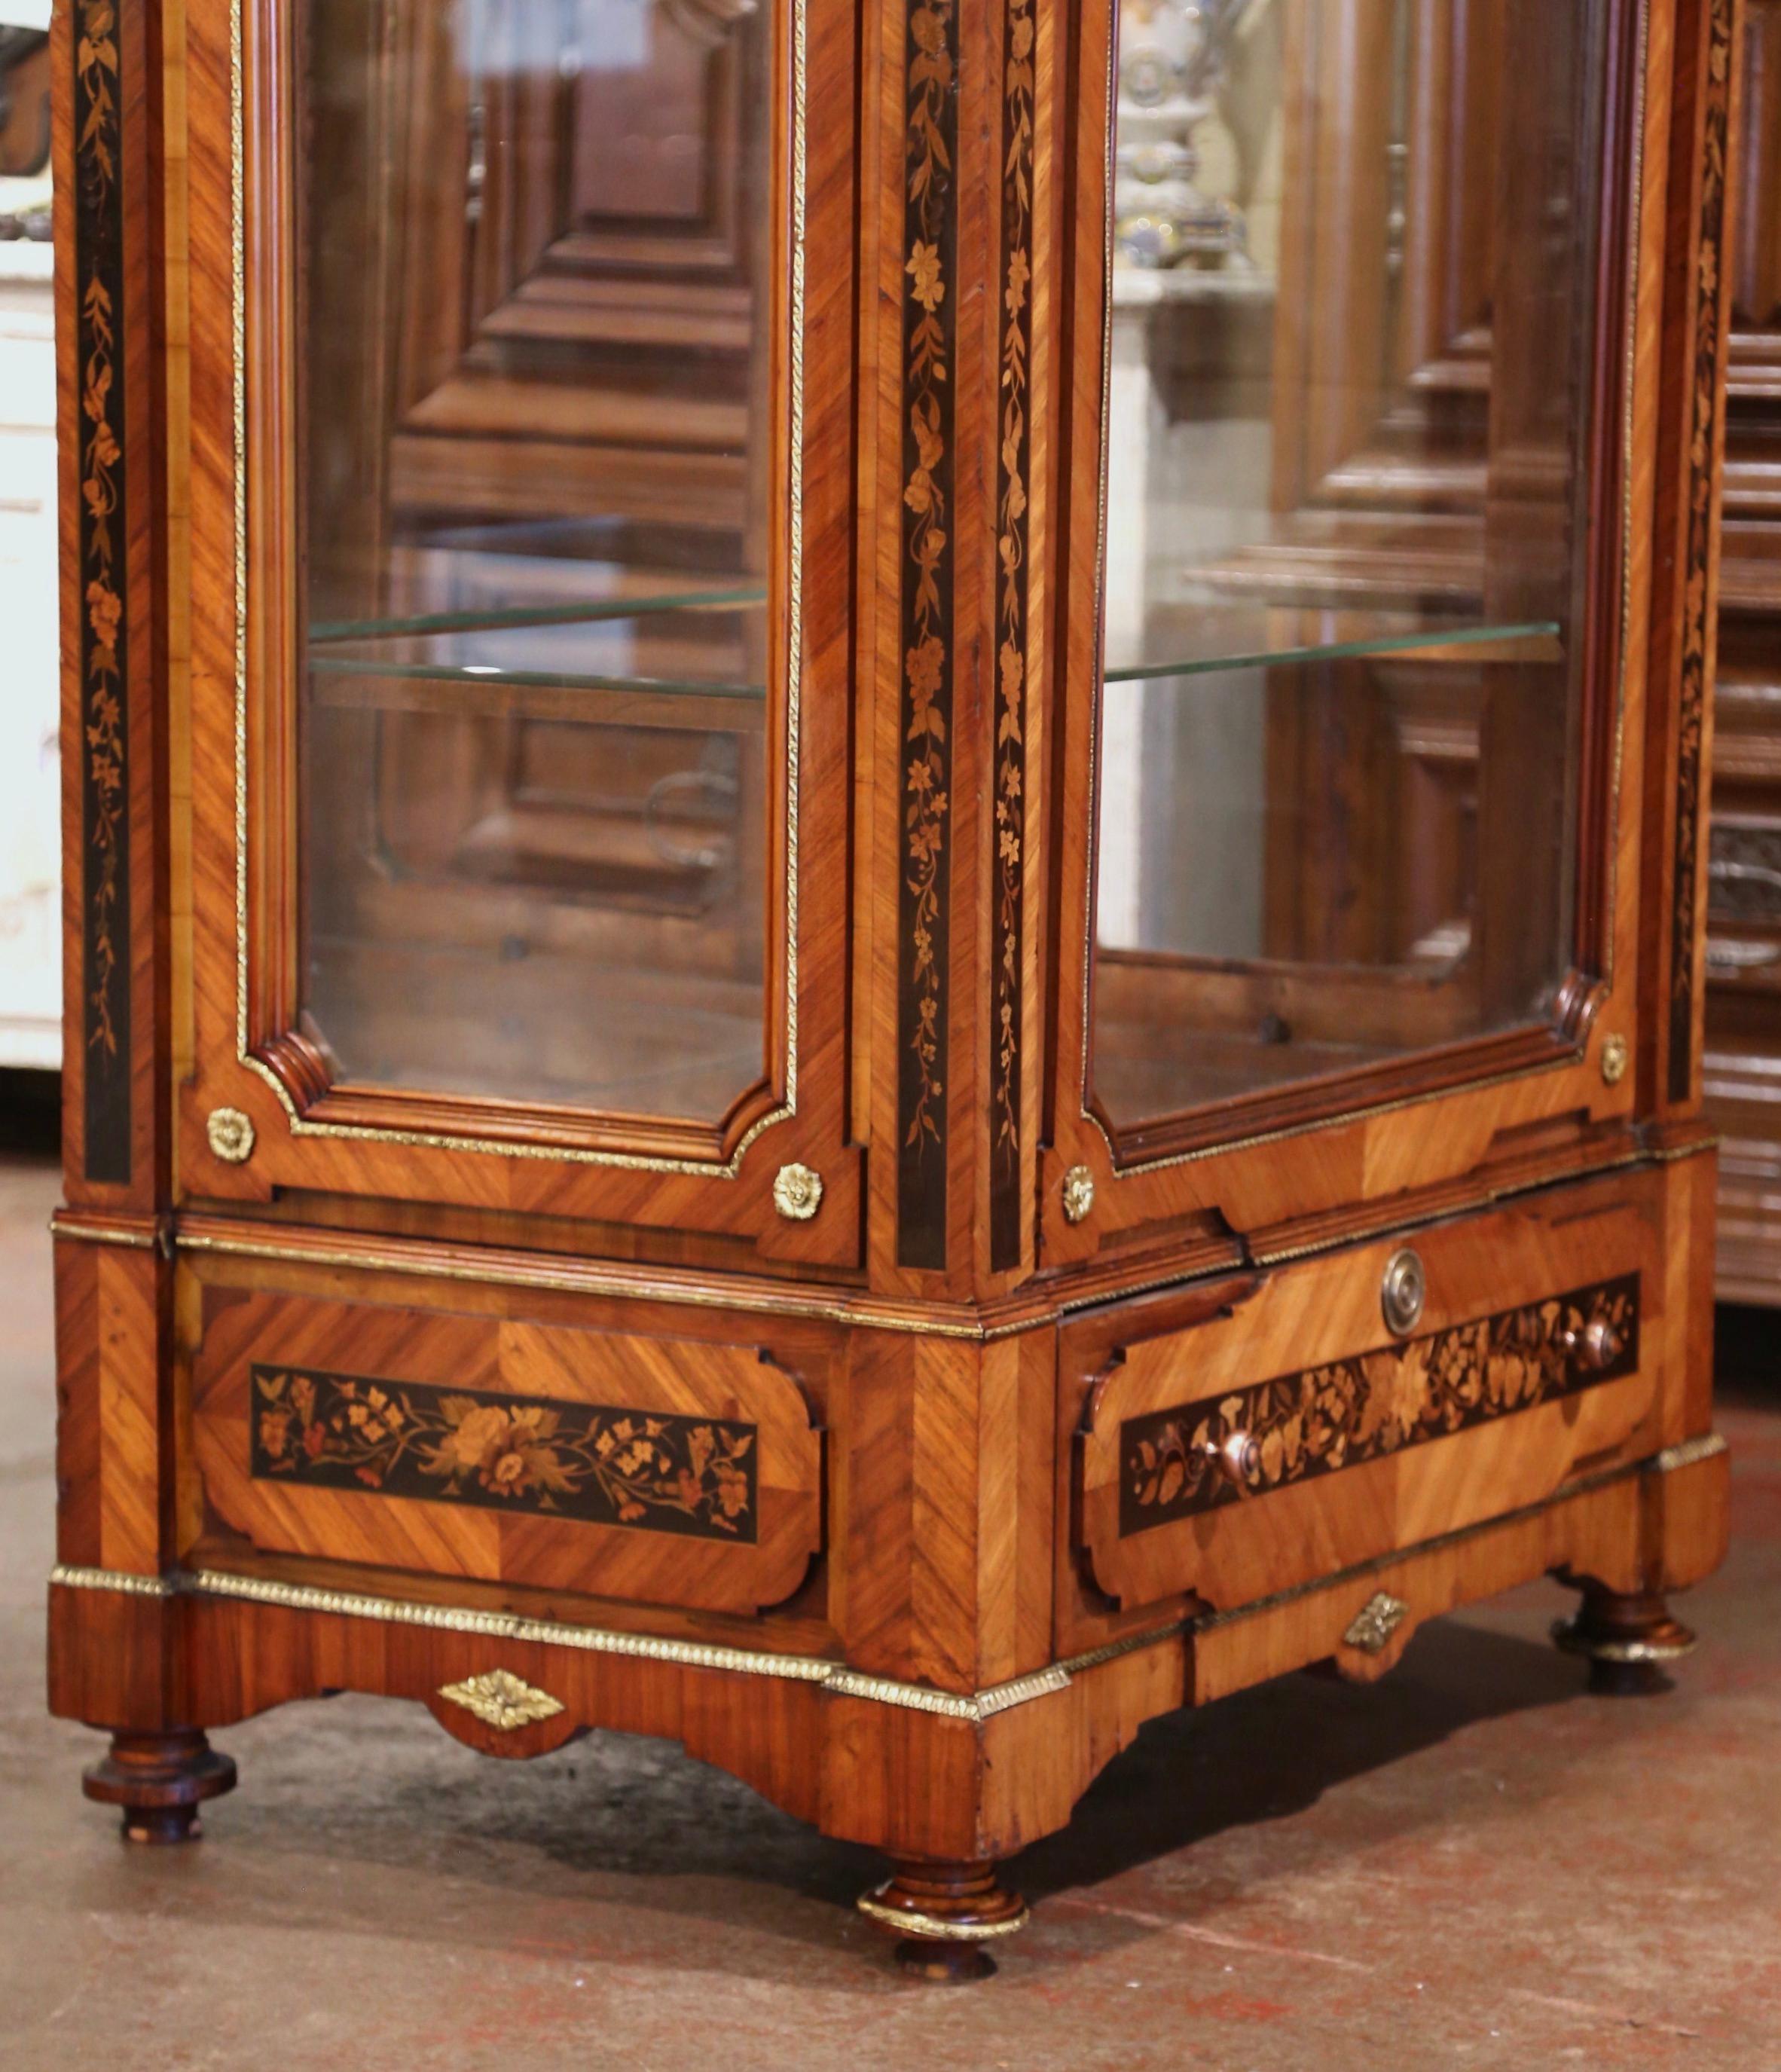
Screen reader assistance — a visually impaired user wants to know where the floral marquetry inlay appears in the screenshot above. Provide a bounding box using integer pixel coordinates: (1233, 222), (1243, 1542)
(1118, 1275), (1640, 1536)
(73, 0), (131, 1181)
(252, 1365), (758, 1543)
(896, 0), (960, 1268)
(988, 0), (1037, 1271)
(1667, 0), (1734, 1100)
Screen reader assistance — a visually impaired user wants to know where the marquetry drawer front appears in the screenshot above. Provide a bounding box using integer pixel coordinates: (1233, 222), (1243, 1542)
(1068, 1181), (1666, 1618)
(189, 1291), (823, 1616)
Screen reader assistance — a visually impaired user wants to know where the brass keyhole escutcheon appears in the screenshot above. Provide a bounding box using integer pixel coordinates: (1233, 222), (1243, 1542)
(1380, 1247), (1425, 1337)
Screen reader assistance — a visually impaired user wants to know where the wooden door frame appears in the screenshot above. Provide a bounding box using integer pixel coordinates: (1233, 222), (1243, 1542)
(176, 0), (862, 1264)
(1037, 0), (1662, 1267)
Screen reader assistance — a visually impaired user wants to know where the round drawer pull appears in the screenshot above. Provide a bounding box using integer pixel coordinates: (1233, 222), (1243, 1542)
(1380, 1247), (1426, 1337)
(1563, 1317), (1624, 1371)
(1202, 1429), (1260, 1497)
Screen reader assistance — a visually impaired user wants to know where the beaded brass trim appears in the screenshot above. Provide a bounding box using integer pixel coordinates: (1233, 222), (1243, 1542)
(1650, 1431), (1727, 1474)
(50, 1434), (1721, 1718)
(51, 1566), (174, 1597)
(47, 1565), (1063, 1720)
(172, 1227), (993, 1339)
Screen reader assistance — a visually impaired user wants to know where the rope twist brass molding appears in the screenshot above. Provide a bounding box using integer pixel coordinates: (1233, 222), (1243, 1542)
(47, 1564), (1067, 1722)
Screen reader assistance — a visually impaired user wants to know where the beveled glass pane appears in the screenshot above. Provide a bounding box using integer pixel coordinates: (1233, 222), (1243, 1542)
(297, 0), (775, 1120)
(1092, 0), (1608, 1129)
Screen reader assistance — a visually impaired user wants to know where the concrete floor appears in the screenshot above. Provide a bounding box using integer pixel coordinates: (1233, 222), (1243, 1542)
(2, 1149), (1779, 2070)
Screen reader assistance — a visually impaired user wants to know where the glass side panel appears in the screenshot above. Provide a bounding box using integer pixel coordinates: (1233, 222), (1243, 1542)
(297, 0), (775, 1120)
(1091, 0), (1608, 1130)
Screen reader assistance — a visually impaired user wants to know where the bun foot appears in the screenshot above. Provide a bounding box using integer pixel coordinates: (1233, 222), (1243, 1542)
(82, 1730), (238, 1844)
(1553, 1588), (1697, 1696)
(857, 1860), (1028, 1982)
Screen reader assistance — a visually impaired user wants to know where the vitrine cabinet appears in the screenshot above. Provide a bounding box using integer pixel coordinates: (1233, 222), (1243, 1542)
(49, 0), (1735, 1976)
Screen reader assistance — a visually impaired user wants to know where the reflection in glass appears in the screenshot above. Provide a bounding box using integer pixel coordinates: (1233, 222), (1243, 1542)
(1092, 0), (1607, 1126)
(298, 0), (774, 1120)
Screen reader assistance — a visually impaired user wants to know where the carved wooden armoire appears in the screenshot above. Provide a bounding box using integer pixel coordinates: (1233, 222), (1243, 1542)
(49, 0), (1735, 1976)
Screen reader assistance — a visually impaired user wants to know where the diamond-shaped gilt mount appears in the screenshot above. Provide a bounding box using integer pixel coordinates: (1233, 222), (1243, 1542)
(1342, 1591), (1410, 1656)
(438, 1668), (566, 1732)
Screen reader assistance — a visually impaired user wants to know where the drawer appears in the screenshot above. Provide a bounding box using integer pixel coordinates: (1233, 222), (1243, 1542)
(186, 1283), (825, 1617)
(1065, 1175), (1669, 1622)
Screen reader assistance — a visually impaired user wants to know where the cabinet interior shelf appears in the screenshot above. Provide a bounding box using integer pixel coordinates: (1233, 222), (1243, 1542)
(1104, 614), (1564, 685)
(307, 582), (768, 729)
(308, 581), (768, 645)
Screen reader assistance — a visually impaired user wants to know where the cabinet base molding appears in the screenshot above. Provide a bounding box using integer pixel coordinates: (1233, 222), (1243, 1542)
(48, 1428), (1727, 1941)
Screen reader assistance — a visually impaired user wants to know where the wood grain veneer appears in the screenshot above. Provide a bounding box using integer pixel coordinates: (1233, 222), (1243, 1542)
(47, 0), (1735, 1974)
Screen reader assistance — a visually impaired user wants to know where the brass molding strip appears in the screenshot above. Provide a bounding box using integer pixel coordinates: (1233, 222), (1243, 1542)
(51, 1566), (176, 1598)
(47, 1564), (1062, 1721)
(1649, 1432), (1728, 1475)
(171, 1226), (991, 1340)
(48, 1435), (1721, 1723)
(49, 1213), (162, 1252)
(1645, 1133), (1720, 1165)
(175, 1137), (1688, 1341)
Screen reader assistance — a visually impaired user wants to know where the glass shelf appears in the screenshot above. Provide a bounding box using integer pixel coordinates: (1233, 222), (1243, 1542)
(1104, 612), (1564, 686)
(307, 580), (768, 727)
(310, 580), (768, 646)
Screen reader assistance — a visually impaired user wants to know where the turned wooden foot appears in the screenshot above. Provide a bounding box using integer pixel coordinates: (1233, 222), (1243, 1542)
(1553, 1588), (1697, 1696)
(82, 1730), (238, 1844)
(857, 1860), (1028, 1982)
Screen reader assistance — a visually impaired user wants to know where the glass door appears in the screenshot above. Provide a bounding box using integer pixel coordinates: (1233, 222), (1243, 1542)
(298, 0), (776, 1126)
(1078, 0), (1627, 1163)
(184, 0), (856, 1251)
